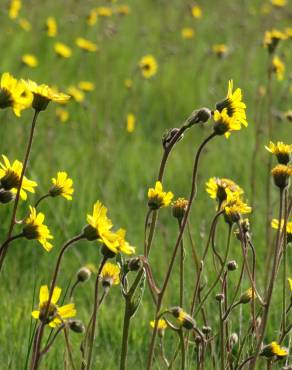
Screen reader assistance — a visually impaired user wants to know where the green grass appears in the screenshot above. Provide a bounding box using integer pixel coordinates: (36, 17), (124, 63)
(0, 0), (291, 369)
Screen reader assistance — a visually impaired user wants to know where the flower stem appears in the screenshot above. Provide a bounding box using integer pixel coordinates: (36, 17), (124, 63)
(119, 299), (132, 370)
(178, 329), (186, 370)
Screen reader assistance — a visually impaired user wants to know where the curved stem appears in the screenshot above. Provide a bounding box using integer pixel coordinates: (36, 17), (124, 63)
(34, 193), (50, 208)
(1, 110), (39, 272)
(178, 219), (184, 307)
(178, 329), (185, 370)
(69, 280), (80, 299)
(0, 233), (24, 270)
(119, 299), (131, 370)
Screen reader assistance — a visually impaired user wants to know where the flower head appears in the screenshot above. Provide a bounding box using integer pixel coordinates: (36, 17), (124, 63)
(223, 189), (252, 224)
(239, 288), (255, 304)
(263, 29), (287, 53)
(78, 81), (95, 92)
(67, 86), (85, 103)
(170, 307), (196, 330)
(0, 155), (37, 200)
(46, 17), (57, 37)
(213, 109), (241, 138)
(24, 80), (70, 111)
(9, 0), (21, 19)
(138, 55), (158, 79)
(181, 28), (194, 39)
(272, 56), (285, 81)
(271, 164), (292, 189)
(0, 73), (32, 116)
(272, 219), (292, 243)
(49, 171), (74, 200)
(271, 0), (287, 7)
(212, 44), (229, 58)
(22, 54), (38, 68)
(23, 206), (53, 251)
(32, 285), (76, 327)
(191, 5), (202, 18)
(114, 5), (130, 15)
(100, 262), (120, 287)
(96, 6), (113, 17)
(206, 177), (243, 204)
(148, 181), (174, 210)
(215, 80), (247, 132)
(18, 18), (31, 31)
(56, 108), (69, 123)
(172, 198), (188, 220)
(260, 341), (288, 358)
(126, 113), (135, 133)
(75, 37), (98, 52)
(150, 319), (167, 337)
(265, 141), (292, 165)
(54, 42), (72, 58)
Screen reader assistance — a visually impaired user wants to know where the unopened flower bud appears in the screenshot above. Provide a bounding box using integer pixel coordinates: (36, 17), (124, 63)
(77, 266), (92, 282)
(69, 319), (85, 333)
(202, 326), (212, 335)
(229, 333), (239, 347)
(169, 306), (196, 330)
(239, 288), (255, 304)
(271, 164), (292, 189)
(162, 128), (184, 149)
(172, 198), (188, 221)
(126, 257), (143, 271)
(0, 189), (15, 204)
(186, 108), (212, 127)
(227, 260), (238, 271)
(215, 293), (224, 302)
(195, 335), (203, 344)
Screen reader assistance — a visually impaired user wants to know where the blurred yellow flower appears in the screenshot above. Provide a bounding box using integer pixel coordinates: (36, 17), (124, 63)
(286, 27), (292, 38)
(50, 171), (74, 200)
(87, 9), (98, 26)
(191, 4), (202, 18)
(150, 319), (167, 330)
(114, 5), (130, 15)
(0, 154), (37, 200)
(24, 80), (70, 111)
(265, 141), (292, 164)
(18, 18), (31, 31)
(206, 177), (243, 203)
(78, 81), (95, 92)
(288, 278), (292, 291)
(0, 72), (32, 116)
(54, 42), (72, 58)
(138, 55), (158, 79)
(271, 0), (287, 7)
(23, 206), (53, 251)
(67, 86), (85, 103)
(96, 6), (113, 17)
(260, 341), (288, 358)
(181, 28), (194, 39)
(32, 286), (76, 327)
(76, 37), (98, 52)
(212, 44), (229, 58)
(56, 107), (69, 123)
(148, 181), (174, 210)
(9, 0), (21, 19)
(46, 17), (57, 37)
(263, 29), (287, 53)
(22, 54), (38, 68)
(100, 262), (120, 287)
(271, 164), (292, 189)
(126, 113), (135, 133)
(272, 56), (285, 81)
(239, 287), (255, 304)
(271, 219), (292, 242)
(124, 79), (133, 89)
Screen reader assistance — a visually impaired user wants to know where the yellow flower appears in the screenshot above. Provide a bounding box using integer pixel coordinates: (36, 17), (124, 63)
(212, 44), (229, 58)
(286, 27), (292, 38)
(49, 172), (74, 200)
(263, 29), (287, 53)
(265, 141), (292, 164)
(23, 206), (53, 251)
(114, 5), (130, 15)
(32, 285), (76, 327)
(108, 228), (135, 255)
(22, 54), (38, 68)
(100, 262), (120, 287)
(0, 155), (37, 200)
(54, 42), (72, 58)
(181, 28), (194, 39)
(9, 0), (21, 19)
(172, 198), (188, 220)
(124, 79), (133, 89)
(126, 113), (135, 133)
(215, 80), (247, 131)
(24, 80), (70, 111)
(239, 288), (255, 304)
(56, 107), (69, 123)
(213, 109), (241, 138)
(148, 181), (174, 210)
(95, 6), (113, 17)
(223, 189), (252, 223)
(75, 37), (98, 52)
(271, 219), (292, 243)
(87, 9), (98, 26)
(46, 17), (57, 37)
(18, 18), (31, 31)
(272, 56), (285, 81)
(271, 164), (292, 189)
(271, 0), (287, 7)
(0, 73), (32, 116)
(261, 341), (288, 358)
(206, 177), (243, 203)
(138, 55), (158, 79)
(170, 307), (196, 330)
(67, 86), (85, 103)
(150, 319), (167, 330)
(78, 81), (95, 92)
(191, 5), (202, 18)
